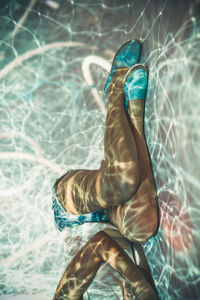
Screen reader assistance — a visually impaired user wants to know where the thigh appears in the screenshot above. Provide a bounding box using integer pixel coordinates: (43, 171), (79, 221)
(105, 181), (159, 244)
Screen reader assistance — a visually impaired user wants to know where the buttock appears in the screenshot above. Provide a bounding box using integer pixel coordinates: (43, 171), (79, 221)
(52, 178), (109, 231)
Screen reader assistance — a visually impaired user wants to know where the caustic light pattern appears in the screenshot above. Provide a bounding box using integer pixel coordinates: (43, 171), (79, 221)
(0, 0), (200, 299)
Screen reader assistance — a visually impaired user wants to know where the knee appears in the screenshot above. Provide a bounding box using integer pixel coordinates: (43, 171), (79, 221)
(103, 173), (140, 207)
(115, 161), (140, 201)
(99, 161), (140, 207)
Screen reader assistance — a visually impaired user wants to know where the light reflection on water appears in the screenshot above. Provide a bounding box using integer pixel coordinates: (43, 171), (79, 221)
(0, 0), (200, 299)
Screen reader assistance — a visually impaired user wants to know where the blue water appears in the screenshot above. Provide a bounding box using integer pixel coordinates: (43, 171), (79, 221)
(0, 0), (200, 299)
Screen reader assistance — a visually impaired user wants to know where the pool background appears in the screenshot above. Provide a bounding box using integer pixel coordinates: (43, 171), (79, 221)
(0, 0), (200, 299)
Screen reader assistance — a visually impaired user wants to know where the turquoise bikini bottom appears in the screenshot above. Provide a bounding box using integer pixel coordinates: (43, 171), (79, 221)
(52, 185), (109, 231)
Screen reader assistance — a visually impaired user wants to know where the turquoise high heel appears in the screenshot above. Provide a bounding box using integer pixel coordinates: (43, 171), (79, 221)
(104, 39), (142, 97)
(124, 64), (148, 111)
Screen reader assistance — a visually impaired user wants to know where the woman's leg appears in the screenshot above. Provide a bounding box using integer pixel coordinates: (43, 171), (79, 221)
(56, 67), (140, 214)
(105, 66), (159, 243)
(53, 231), (158, 300)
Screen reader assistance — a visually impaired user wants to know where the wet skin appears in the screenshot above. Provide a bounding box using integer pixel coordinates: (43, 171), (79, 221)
(56, 68), (159, 243)
(53, 231), (158, 300)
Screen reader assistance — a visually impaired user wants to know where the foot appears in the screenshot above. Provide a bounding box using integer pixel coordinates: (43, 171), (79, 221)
(124, 64), (148, 112)
(104, 39), (141, 97)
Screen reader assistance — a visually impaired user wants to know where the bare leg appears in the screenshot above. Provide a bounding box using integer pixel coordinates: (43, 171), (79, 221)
(105, 97), (159, 243)
(133, 243), (157, 291)
(53, 231), (158, 300)
(56, 68), (140, 214)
